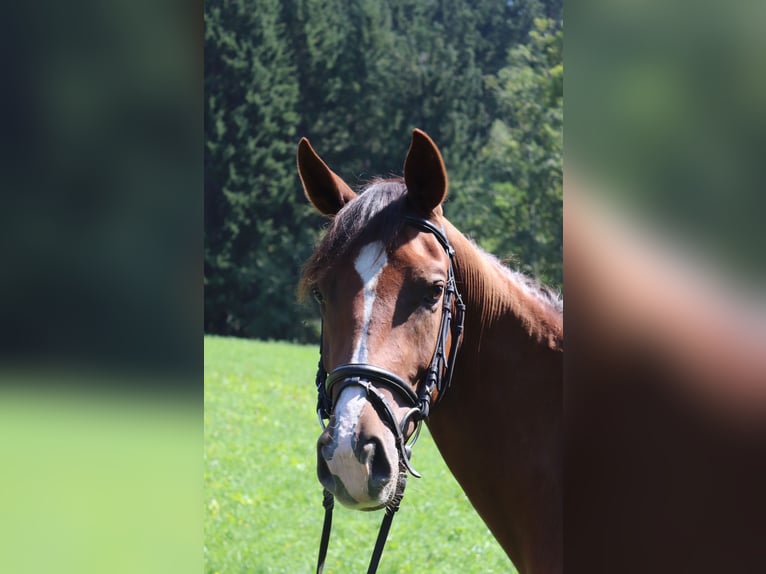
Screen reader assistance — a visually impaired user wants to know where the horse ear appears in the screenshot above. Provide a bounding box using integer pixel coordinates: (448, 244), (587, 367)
(403, 129), (448, 215)
(297, 137), (357, 216)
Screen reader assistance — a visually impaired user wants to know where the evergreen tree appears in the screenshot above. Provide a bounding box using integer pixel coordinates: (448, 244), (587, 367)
(448, 18), (563, 288)
(205, 0), (315, 339)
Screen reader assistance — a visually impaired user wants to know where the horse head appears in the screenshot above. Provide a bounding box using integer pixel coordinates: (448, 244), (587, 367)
(298, 130), (461, 510)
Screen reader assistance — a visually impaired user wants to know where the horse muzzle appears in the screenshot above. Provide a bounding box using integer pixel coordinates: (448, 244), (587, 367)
(316, 399), (401, 509)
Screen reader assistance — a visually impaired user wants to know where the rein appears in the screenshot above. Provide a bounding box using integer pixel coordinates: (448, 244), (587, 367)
(313, 216), (465, 574)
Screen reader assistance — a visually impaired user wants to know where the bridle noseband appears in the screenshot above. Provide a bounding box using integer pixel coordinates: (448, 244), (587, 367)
(313, 216), (465, 574)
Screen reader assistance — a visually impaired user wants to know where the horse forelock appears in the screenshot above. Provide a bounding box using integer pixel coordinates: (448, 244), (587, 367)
(300, 179), (408, 299)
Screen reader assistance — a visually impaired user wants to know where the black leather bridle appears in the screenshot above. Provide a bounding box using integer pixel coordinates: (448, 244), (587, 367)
(313, 216), (466, 574)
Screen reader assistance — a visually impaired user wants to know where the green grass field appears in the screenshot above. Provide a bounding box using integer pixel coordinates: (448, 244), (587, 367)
(205, 336), (515, 573)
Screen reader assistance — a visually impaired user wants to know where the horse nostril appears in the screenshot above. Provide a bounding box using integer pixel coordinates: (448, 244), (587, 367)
(318, 428), (331, 446)
(362, 438), (392, 484)
(317, 430), (334, 459)
(316, 442), (334, 490)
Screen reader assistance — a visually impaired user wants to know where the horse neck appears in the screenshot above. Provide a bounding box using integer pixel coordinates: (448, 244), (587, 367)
(426, 220), (563, 574)
(445, 220), (563, 356)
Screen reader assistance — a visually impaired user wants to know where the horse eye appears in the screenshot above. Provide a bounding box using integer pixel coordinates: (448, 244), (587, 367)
(427, 283), (444, 302)
(312, 287), (324, 304)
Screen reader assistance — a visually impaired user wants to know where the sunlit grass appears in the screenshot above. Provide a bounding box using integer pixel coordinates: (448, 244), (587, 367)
(204, 336), (514, 573)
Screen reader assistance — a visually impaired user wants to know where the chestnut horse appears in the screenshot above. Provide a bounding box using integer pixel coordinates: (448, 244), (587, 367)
(298, 130), (563, 574)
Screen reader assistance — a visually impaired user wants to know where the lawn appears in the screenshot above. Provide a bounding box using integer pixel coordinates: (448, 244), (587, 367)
(204, 336), (515, 573)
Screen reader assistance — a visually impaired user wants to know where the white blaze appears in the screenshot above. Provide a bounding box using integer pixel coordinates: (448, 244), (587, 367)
(351, 241), (388, 363)
(324, 241), (389, 504)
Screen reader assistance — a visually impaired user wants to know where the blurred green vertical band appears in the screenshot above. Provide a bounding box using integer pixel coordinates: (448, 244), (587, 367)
(1, 0), (202, 570)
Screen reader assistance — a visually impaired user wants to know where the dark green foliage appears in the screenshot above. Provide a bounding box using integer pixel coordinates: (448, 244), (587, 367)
(448, 18), (563, 287)
(205, 0), (317, 340)
(205, 1), (563, 342)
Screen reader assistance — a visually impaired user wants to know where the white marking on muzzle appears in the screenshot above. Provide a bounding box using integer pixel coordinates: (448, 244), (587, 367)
(327, 385), (372, 501)
(334, 386), (367, 452)
(351, 241), (388, 363)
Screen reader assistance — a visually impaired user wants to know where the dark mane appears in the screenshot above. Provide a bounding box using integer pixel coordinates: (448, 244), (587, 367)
(299, 178), (407, 299)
